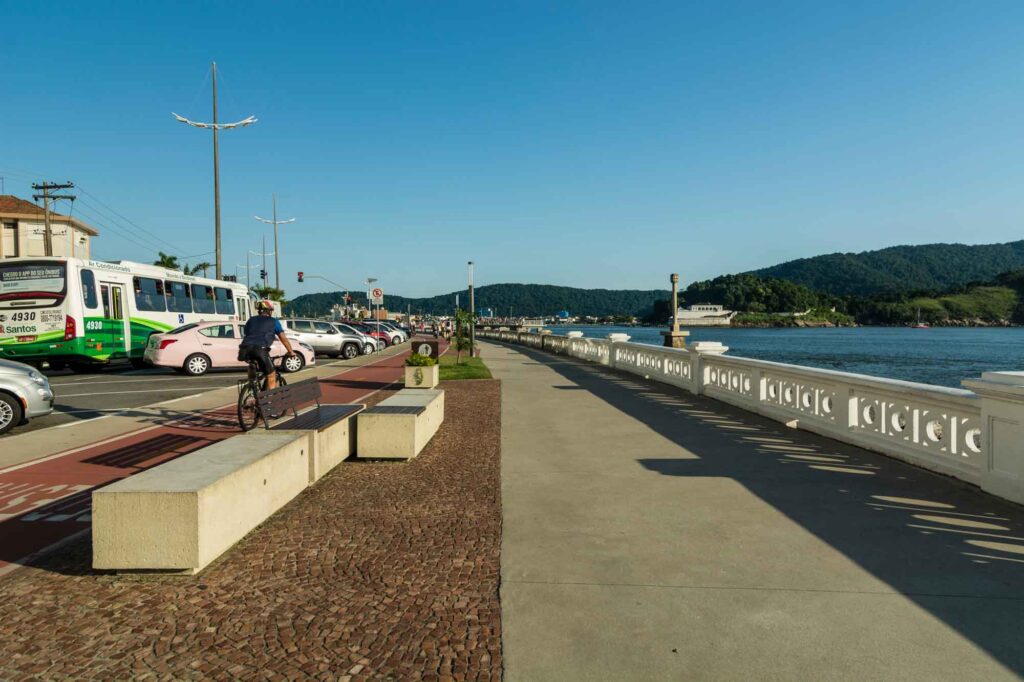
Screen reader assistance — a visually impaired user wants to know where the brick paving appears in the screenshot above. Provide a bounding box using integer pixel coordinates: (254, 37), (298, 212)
(0, 379), (503, 681)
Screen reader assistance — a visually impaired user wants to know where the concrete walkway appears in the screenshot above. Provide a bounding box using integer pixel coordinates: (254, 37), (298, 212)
(484, 341), (1024, 681)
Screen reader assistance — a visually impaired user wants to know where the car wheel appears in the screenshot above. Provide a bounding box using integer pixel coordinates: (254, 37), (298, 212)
(281, 353), (305, 373)
(129, 357), (148, 370)
(342, 343), (358, 359)
(363, 343), (375, 355)
(0, 393), (24, 435)
(183, 353), (211, 376)
(377, 340), (386, 352)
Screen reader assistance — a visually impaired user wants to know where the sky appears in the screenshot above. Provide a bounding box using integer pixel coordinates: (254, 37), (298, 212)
(2, 1), (1023, 297)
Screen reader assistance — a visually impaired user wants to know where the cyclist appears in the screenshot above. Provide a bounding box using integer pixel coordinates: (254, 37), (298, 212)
(239, 299), (295, 389)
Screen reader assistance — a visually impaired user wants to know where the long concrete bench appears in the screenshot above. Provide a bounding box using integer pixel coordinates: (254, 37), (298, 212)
(356, 388), (445, 460)
(248, 405), (364, 484)
(92, 432), (309, 574)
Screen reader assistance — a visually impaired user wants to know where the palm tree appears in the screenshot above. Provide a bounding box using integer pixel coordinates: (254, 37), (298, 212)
(154, 252), (180, 270)
(184, 262), (212, 277)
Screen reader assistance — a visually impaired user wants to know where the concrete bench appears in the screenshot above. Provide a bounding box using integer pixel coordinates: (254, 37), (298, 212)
(356, 389), (445, 460)
(92, 432), (309, 574)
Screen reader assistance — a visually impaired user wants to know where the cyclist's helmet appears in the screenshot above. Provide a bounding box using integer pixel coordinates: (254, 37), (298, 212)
(254, 299), (275, 313)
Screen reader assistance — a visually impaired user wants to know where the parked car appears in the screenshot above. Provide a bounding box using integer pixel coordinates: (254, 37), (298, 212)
(375, 321), (408, 344)
(343, 321), (393, 350)
(0, 358), (54, 434)
(143, 321), (316, 376)
(330, 322), (378, 355)
(282, 319), (363, 359)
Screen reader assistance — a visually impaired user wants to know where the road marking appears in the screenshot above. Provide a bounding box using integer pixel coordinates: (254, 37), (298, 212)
(157, 393), (204, 405)
(58, 387), (237, 398)
(52, 377), (238, 387)
(56, 415), (113, 428)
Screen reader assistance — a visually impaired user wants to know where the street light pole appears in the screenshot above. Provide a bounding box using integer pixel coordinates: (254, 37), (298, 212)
(255, 193), (296, 290)
(173, 61), (258, 280)
(468, 261), (475, 356)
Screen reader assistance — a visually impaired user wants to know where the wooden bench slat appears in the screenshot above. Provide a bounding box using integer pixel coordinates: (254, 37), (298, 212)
(272, 404), (364, 431)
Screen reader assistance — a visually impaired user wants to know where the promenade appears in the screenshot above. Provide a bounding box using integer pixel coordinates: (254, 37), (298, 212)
(486, 341), (1024, 681)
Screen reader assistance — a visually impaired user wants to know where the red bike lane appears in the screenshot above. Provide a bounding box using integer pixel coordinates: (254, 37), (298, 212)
(0, 347), (422, 575)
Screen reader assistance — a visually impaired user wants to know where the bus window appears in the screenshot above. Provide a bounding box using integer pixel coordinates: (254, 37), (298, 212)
(236, 297), (249, 321)
(0, 261), (66, 308)
(80, 269), (98, 309)
(165, 281), (193, 313)
(192, 284), (216, 314)
(100, 284), (111, 318)
(133, 277), (166, 312)
(214, 287), (235, 315)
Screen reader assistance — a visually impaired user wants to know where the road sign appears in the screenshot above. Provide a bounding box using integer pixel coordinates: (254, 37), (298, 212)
(370, 287), (384, 305)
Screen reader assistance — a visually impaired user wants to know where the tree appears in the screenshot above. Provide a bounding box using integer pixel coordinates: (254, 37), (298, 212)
(154, 252), (180, 270)
(252, 285), (286, 302)
(453, 309), (474, 364)
(184, 262), (212, 277)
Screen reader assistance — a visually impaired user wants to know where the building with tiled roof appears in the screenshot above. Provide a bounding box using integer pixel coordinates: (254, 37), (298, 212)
(0, 195), (98, 259)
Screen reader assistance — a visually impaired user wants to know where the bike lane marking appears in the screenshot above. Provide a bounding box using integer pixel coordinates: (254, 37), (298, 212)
(0, 347), (418, 575)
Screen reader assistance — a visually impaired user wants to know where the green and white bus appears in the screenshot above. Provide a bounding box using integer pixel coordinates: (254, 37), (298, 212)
(0, 258), (252, 371)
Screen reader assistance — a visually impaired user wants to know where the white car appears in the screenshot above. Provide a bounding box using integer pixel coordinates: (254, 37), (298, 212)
(0, 358), (54, 434)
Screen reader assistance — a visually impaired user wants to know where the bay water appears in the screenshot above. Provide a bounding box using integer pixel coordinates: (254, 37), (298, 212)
(551, 325), (1024, 389)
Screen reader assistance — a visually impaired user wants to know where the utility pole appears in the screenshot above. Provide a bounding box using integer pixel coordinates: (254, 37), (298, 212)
(32, 182), (75, 257)
(468, 261), (475, 356)
(255, 193), (295, 290)
(173, 61), (257, 280)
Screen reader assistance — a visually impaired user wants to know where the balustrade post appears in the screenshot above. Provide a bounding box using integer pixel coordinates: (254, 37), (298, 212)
(962, 371), (1024, 505)
(689, 341), (728, 396)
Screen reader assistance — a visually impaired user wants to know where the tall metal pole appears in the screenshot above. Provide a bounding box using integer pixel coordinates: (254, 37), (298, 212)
(468, 261), (475, 356)
(246, 250), (250, 288)
(272, 193), (279, 290)
(212, 62), (222, 280)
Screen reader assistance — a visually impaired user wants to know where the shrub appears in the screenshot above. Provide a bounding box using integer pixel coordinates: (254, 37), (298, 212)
(405, 353), (437, 367)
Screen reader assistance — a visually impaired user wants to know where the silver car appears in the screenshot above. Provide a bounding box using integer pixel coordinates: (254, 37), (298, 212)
(0, 358), (54, 434)
(330, 322), (379, 355)
(282, 319), (365, 359)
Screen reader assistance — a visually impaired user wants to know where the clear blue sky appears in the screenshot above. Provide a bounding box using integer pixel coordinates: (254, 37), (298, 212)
(2, 1), (1023, 297)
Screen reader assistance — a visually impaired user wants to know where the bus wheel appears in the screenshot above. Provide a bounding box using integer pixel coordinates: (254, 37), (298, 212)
(48, 361), (67, 372)
(183, 354), (211, 376)
(0, 393), (24, 434)
(130, 358), (148, 370)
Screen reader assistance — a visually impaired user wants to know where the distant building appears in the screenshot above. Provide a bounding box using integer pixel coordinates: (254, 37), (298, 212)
(0, 195), (98, 259)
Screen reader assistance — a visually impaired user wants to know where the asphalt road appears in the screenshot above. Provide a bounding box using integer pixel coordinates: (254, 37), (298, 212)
(20, 355), (362, 435)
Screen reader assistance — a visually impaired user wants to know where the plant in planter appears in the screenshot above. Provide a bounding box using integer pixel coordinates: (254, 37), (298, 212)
(404, 352), (439, 388)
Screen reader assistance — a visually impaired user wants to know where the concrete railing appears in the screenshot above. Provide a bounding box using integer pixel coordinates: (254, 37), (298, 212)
(479, 330), (1024, 505)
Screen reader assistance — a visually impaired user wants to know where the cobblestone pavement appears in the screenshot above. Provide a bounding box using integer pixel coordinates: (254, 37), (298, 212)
(0, 379), (503, 681)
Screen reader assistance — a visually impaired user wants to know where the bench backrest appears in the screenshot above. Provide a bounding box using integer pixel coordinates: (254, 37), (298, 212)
(256, 379), (322, 428)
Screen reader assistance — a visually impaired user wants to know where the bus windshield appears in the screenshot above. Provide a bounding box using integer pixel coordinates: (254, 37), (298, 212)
(0, 262), (67, 308)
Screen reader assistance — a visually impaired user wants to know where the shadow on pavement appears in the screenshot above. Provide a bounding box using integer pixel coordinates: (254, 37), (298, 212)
(505, 342), (1024, 675)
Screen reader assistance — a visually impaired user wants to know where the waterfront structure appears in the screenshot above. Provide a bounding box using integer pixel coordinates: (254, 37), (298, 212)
(480, 328), (1024, 507)
(0, 195), (97, 259)
(674, 303), (736, 327)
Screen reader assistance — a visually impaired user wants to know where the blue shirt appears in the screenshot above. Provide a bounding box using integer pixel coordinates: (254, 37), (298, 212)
(242, 316), (284, 348)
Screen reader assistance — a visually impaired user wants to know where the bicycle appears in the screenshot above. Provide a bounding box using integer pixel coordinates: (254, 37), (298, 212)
(236, 353), (289, 431)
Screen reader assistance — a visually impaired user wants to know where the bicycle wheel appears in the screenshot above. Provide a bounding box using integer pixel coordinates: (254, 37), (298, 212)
(237, 382), (261, 431)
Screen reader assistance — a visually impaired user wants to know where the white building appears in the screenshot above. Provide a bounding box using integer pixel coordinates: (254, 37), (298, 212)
(0, 195), (98, 260)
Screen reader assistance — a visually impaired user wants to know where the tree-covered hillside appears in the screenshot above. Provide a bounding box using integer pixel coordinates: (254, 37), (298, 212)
(751, 241), (1024, 295)
(286, 283), (670, 318)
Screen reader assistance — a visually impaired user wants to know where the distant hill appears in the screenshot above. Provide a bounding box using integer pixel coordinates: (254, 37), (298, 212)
(750, 241), (1024, 296)
(286, 283), (670, 318)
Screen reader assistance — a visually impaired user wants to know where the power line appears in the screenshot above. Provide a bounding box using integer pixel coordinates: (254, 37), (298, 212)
(75, 186), (183, 252)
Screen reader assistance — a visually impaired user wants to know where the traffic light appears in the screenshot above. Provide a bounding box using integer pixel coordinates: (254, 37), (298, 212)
(260, 269), (268, 280)
(298, 271), (304, 283)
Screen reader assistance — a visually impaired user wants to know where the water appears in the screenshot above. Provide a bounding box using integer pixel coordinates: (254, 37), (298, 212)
(552, 325), (1024, 388)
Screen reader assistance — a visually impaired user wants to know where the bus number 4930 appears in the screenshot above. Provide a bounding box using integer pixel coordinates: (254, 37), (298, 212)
(85, 320), (103, 331)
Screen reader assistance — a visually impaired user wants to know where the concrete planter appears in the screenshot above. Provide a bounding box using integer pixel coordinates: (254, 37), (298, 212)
(405, 364), (440, 389)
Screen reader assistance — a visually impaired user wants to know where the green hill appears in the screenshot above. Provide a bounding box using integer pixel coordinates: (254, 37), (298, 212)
(286, 283), (670, 318)
(750, 241), (1024, 296)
